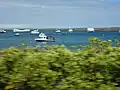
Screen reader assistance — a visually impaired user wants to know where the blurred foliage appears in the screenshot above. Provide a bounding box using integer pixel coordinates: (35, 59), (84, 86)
(1, 38), (120, 90)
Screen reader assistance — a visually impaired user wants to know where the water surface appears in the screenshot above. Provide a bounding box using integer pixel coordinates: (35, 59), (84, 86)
(0, 30), (120, 49)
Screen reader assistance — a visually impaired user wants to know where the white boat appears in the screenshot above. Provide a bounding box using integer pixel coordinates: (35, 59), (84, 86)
(68, 29), (73, 32)
(15, 33), (20, 36)
(55, 30), (61, 33)
(30, 30), (39, 34)
(13, 29), (30, 32)
(87, 28), (95, 32)
(0, 29), (6, 33)
(118, 30), (120, 33)
(35, 33), (55, 42)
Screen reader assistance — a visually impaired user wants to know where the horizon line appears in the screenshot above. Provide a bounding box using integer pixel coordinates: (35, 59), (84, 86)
(1, 26), (120, 29)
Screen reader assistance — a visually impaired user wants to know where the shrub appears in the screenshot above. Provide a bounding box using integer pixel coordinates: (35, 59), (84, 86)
(0, 38), (120, 90)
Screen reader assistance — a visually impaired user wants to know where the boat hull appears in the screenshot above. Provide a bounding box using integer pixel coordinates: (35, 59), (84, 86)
(30, 32), (39, 34)
(0, 31), (6, 33)
(35, 39), (55, 42)
(0, 32), (5, 33)
(35, 40), (47, 42)
(56, 32), (61, 33)
(87, 31), (94, 33)
(15, 34), (19, 36)
(13, 31), (30, 33)
(35, 38), (55, 42)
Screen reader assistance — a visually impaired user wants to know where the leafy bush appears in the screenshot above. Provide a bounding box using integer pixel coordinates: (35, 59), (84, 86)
(0, 38), (120, 90)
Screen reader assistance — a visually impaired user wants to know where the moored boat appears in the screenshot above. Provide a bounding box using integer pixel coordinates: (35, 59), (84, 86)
(87, 28), (95, 32)
(30, 30), (39, 34)
(68, 28), (73, 32)
(0, 29), (6, 33)
(118, 30), (120, 33)
(13, 29), (30, 32)
(14, 33), (20, 36)
(55, 30), (61, 33)
(35, 32), (55, 42)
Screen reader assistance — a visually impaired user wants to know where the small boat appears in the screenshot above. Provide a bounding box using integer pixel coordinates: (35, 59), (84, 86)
(87, 28), (95, 32)
(0, 29), (6, 33)
(68, 29), (73, 32)
(118, 30), (120, 33)
(30, 30), (39, 34)
(35, 32), (55, 42)
(13, 29), (30, 33)
(15, 33), (20, 36)
(55, 30), (61, 33)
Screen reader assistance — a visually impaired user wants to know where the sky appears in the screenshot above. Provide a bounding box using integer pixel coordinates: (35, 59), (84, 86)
(0, 0), (120, 28)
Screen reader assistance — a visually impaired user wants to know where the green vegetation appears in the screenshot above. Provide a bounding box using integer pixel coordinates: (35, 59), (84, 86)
(1, 38), (120, 90)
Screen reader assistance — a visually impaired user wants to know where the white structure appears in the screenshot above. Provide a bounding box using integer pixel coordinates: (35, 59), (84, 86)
(87, 28), (95, 32)
(13, 29), (30, 32)
(39, 33), (47, 37)
(30, 30), (39, 34)
(55, 30), (61, 33)
(0, 29), (6, 33)
(68, 28), (73, 32)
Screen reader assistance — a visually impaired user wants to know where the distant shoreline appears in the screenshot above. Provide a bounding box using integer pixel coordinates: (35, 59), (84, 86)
(2, 27), (120, 31)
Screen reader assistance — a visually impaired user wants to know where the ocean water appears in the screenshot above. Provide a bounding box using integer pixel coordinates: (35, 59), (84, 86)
(0, 30), (120, 49)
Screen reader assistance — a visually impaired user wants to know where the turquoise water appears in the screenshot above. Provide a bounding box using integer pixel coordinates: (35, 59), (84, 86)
(0, 30), (120, 49)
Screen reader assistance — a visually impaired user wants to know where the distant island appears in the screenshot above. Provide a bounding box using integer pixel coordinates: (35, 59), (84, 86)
(2, 27), (120, 31)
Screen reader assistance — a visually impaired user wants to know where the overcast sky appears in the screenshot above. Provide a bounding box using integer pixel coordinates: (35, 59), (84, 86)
(0, 0), (120, 28)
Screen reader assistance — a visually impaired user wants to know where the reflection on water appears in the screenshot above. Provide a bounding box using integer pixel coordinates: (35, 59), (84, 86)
(36, 42), (47, 45)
